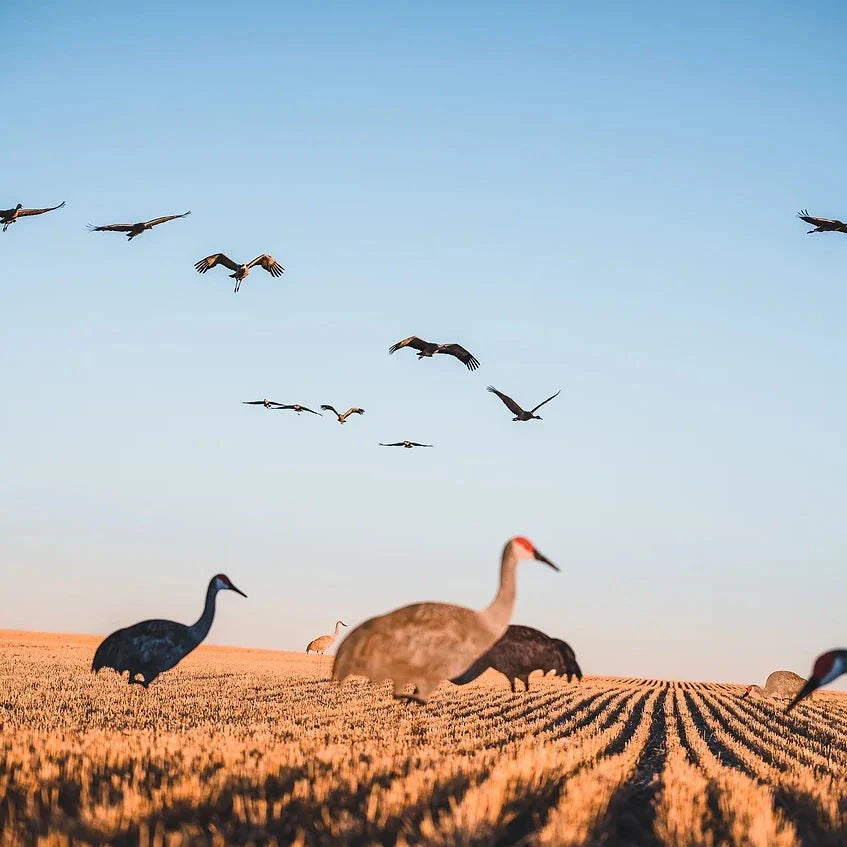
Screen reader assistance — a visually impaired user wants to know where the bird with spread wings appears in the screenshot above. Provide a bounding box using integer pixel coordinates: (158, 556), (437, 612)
(388, 336), (480, 371)
(487, 386), (561, 421)
(1, 201), (65, 232)
(321, 405), (366, 423)
(88, 211), (191, 240)
(194, 252), (284, 292)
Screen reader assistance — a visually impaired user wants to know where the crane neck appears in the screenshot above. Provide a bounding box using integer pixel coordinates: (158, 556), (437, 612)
(479, 541), (518, 636)
(333, 621), (343, 636)
(188, 579), (220, 645)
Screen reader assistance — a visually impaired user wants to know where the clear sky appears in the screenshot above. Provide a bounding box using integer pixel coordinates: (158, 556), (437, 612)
(3, 1), (846, 684)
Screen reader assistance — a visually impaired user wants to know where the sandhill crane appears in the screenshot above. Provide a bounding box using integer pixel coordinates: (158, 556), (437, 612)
(332, 536), (559, 702)
(321, 405), (365, 423)
(450, 625), (579, 692)
(276, 404), (321, 416)
(306, 620), (347, 654)
(88, 211), (191, 240)
(1, 201), (65, 232)
(786, 650), (847, 710)
(379, 441), (433, 449)
(552, 638), (583, 682)
(91, 574), (246, 687)
(194, 252), (284, 292)
(389, 336), (480, 371)
(487, 386), (561, 421)
(797, 210), (847, 234)
(743, 670), (807, 701)
(243, 399), (285, 409)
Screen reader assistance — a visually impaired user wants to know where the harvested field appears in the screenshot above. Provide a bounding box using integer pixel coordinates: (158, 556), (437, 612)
(2, 631), (847, 846)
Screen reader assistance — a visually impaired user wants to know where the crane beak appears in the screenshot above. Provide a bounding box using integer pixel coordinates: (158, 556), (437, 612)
(229, 583), (248, 598)
(534, 549), (560, 571)
(786, 677), (820, 712)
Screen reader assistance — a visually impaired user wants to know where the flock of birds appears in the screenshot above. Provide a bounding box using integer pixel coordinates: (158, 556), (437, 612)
(7, 197), (847, 708)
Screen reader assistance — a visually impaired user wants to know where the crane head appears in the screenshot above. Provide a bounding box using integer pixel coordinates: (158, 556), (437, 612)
(786, 650), (847, 711)
(213, 574), (247, 598)
(742, 685), (754, 698)
(337, 620), (347, 627)
(512, 536), (560, 571)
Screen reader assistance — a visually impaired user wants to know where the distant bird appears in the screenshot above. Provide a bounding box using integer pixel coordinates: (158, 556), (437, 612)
(743, 670), (807, 701)
(243, 399), (284, 409)
(379, 441), (433, 449)
(786, 651), (847, 710)
(306, 620), (347, 654)
(797, 210), (847, 234)
(194, 253), (284, 292)
(276, 404), (321, 416)
(450, 625), (581, 692)
(88, 211), (191, 240)
(91, 574), (246, 687)
(1, 201), (65, 232)
(333, 536), (559, 702)
(552, 638), (583, 683)
(487, 386), (561, 421)
(389, 336), (480, 371)
(321, 405), (365, 424)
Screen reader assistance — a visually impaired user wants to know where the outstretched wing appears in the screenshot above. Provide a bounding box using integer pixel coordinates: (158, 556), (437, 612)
(529, 389), (561, 414)
(797, 210), (846, 229)
(88, 223), (135, 232)
(300, 406), (322, 416)
(438, 343), (480, 370)
(144, 211), (191, 228)
(194, 253), (239, 273)
(343, 408), (365, 417)
(379, 442), (404, 447)
(320, 405), (340, 417)
(388, 336), (428, 355)
(17, 201), (66, 218)
(248, 254), (284, 277)
(487, 386), (525, 416)
(409, 442), (433, 447)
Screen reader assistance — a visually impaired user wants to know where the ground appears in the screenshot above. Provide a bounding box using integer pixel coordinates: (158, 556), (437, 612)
(1, 631), (846, 846)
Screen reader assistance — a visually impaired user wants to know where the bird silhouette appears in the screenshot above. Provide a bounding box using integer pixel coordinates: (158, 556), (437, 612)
(1, 201), (65, 232)
(487, 386), (561, 421)
(388, 336), (480, 370)
(88, 211), (191, 240)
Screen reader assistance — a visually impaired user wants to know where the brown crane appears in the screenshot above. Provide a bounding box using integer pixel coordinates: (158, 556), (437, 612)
(243, 399), (285, 409)
(91, 574), (246, 687)
(275, 404), (321, 416)
(332, 536), (559, 702)
(797, 210), (847, 234)
(321, 405), (365, 423)
(743, 670), (807, 701)
(389, 336), (480, 371)
(88, 211), (191, 240)
(1, 201), (65, 232)
(306, 620), (347, 654)
(194, 252), (284, 292)
(487, 386), (561, 421)
(379, 441), (433, 449)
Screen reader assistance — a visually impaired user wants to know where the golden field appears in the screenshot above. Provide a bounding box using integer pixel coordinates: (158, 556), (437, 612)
(2, 631), (847, 846)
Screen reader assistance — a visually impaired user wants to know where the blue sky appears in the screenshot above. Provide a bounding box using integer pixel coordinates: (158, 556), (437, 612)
(2, 1), (846, 683)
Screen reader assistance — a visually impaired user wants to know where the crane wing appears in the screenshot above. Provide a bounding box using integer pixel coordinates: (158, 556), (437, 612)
(17, 201), (66, 217)
(487, 386), (525, 416)
(438, 343), (480, 370)
(144, 211), (191, 228)
(379, 442), (404, 447)
(388, 336), (428, 354)
(248, 254), (284, 277)
(88, 223), (135, 232)
(300, 406), (322, 415)
(797, 210), (846, 228)
(194, 253), (240, 273)
(344, 408), (365, 417)
(529, 389), (561, 414)
(320, 405), (340, 417)
(409, 442), (433, 447)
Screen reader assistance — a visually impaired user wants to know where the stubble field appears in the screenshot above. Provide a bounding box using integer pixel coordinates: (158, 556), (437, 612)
(2, 631), (847, 846)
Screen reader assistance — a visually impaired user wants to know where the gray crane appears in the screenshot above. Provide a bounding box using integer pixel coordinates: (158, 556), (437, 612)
(306, 620), (347, 654)
(332, 537), (559, 702)
(1, 201), (65, 232)
(743, 670), (807, 701)
(91, 574), (246, 687)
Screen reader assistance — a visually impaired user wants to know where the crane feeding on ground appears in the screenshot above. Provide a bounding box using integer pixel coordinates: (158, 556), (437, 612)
(306, 620), (347, 654)
(1, 201), (65, 232)
(91, 574), (246, 687)
(786, 650), (847, 711)
(388, 336), (480, 371)
(743, 670), (807, 701)
(321, 405), (365, 423)
(194, 252), (284, 292)
(88, 211), (191, 240)
(332, 536), (559, 703)
(450, 624), (580, 692)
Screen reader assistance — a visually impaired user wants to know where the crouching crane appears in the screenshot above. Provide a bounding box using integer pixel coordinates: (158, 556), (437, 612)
(743, 670), (807, 701)
(91, 574), (247, 687)
(306, 620), (347, 654)
(332, 536), (559, 702)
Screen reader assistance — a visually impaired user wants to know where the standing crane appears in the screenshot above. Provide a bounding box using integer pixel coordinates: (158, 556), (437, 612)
(449, 624), (580, 692)
(786, 650), (847, 710)
(306, 620), (347, 654)
(743, 670), (807, 701)
(332, 536), (559, 702)
(91, 574), (247, 687)
(1, 201), (65, 232)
